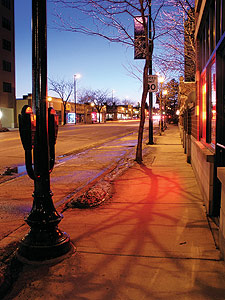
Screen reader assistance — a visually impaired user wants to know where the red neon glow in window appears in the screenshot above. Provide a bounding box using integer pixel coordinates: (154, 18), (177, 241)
(201, 75), (207, 142)
(210, 61), (216, 146)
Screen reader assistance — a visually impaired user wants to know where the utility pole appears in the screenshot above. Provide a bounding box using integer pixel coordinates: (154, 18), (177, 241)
(17, 0), (71, 262)
(147, 0), (154, 145)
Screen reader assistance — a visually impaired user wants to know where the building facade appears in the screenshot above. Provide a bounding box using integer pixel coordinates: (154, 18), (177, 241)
(0, 0), (15, 128)
(188, 0), (225, 258)
(17, 95), (109, 125)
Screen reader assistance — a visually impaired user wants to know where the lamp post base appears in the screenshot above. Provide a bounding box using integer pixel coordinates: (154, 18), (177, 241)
(16, 227), (71, 263)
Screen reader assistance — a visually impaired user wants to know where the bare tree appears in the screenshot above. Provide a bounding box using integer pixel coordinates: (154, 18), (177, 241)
(164, 79), (179, 115)
(52, 0), (168, 163)
(48, 78), (74, 125)
(121, 98), (134, 106)
(153, 0), (195, 80)
(79, 88), (109, 123)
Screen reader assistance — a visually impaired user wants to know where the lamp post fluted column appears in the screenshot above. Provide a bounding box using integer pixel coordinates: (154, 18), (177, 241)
(147, 0), (154, 145)
(17, 0), (71, 262)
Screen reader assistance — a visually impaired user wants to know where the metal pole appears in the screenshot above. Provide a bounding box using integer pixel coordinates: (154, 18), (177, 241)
(17, 0), (71, 262)
(148, 0), (154, 144)
(74, 75), (76, 124)
(159, 83), (162, 135)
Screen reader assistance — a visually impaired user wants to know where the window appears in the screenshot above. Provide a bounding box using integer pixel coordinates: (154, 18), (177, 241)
(3, 60), (11, 72)
(210, 60), (216, 146)
(200, 71), (207, 142)
(2, 39), (11, 51)
(2, 17), (11, 30)
(3, 82), (12, 93)
(2, 0), (10, 9)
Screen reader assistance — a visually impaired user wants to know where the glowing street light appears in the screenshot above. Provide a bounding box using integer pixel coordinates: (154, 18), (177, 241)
(47, 96), (52, 108)
(74, 74), (81, 124)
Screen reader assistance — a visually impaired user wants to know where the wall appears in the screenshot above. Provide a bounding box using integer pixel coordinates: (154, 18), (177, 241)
(191, 136), (214, 214)
(0, 107), (14, 128)
(218, 168), (225, 259)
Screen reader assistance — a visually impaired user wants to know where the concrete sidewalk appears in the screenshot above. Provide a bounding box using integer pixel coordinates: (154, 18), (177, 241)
(4, 125), (225, 300)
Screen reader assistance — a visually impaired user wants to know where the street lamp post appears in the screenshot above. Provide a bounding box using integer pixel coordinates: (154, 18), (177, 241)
(159, 76), (164, 136)
(112, 89), (115, 103)
(74, 74), (81, 124)
(17, 0), (71, 262)
(162, 89), (168, 130)
(147, 0), (154, 145)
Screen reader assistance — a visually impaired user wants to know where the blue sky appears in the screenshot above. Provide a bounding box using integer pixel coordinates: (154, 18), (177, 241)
(15, 0), (144, 104)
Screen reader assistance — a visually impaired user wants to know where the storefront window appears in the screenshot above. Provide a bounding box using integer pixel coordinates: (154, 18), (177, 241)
(200, 71), (207, 142)
(210, 60), (216, 146)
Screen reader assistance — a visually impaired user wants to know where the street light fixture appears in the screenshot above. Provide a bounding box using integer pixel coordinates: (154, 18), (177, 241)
(74, 74), (81, 124)
(47, 96), (52, 108)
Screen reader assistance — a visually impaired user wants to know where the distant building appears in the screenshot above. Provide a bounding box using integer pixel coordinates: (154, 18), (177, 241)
(0, 0), (15, 128)
(17, 95), (108, 125)
(106, 104), (136, 120)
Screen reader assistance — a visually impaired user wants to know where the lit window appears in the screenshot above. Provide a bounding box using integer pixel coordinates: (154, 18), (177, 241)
(210, 60), (216, 146)
(200, 72), (207, 142)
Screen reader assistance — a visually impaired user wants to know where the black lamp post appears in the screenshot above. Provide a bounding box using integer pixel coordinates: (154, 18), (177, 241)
(17, 0), (71, 262)
(147, 0), (154, 145)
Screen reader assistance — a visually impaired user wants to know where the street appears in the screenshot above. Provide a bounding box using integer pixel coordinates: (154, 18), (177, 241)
(0, 120), (140, 175)
(0, 120), (147, 241)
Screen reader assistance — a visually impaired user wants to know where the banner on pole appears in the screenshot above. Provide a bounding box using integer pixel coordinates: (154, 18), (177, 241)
(134, 16), (147, 59)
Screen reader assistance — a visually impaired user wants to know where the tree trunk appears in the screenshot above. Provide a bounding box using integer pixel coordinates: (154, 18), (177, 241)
(63, 102), (67, 125)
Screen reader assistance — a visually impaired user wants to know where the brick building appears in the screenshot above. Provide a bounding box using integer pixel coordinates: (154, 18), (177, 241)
(0, 0), (15, 128)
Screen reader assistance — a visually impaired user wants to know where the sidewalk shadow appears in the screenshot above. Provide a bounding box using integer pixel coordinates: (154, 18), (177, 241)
(6, 165), (225, 300)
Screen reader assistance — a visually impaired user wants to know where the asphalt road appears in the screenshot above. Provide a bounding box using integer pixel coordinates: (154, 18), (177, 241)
(0, 120), (140, 175)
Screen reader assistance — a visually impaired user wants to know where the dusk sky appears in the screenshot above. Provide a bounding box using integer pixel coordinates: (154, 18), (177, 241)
(15, 0), (145, 104)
